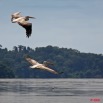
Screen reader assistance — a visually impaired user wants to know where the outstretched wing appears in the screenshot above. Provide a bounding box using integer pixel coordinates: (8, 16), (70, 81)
(25, 57), (39, 65)
(12, 12), (21, 16)
(18, 22), (32, 38)
(39, 65), (58, 74)
(11, 12), (22, 20)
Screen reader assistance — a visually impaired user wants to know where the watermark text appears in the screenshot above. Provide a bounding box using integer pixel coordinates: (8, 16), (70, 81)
(90, 98), (101, 102)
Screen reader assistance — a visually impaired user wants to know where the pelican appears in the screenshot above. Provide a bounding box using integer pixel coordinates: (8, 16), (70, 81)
(11, 12), (35, 38)
(25, 57), (58, 74)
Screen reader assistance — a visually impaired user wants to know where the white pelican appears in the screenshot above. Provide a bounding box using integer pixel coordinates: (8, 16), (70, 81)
(25, 57), (59, 74)
(11, 13), (35, 38)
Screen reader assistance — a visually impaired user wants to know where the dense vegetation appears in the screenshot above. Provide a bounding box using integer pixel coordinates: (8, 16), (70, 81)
(0, 44), (103, 78)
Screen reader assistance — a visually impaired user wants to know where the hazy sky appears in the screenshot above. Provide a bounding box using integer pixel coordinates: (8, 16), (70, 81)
(0, 0), (103, 54)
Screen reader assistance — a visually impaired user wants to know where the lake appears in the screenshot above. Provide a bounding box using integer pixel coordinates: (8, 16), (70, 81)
(0, 79), (103, 103)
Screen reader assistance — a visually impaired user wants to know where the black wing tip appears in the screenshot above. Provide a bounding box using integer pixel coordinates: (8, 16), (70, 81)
(26, 35), (31, 38)
(58, 71), (64, 74)
(26, 26), (32, 38)
(26, 30), (31, 38)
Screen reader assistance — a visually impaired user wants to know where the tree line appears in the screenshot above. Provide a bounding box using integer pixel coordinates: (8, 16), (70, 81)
(0, 44), (103, 78)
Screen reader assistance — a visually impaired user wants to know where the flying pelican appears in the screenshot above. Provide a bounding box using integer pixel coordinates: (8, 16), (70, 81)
(11, 13), (35, 38)
(25, 57), (59, 74)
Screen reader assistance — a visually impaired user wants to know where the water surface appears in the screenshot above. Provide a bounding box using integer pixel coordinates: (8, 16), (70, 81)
(0, 79), (103, 103)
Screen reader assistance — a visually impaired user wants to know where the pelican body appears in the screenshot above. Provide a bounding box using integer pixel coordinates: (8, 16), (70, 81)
(25, 57), (58, 74)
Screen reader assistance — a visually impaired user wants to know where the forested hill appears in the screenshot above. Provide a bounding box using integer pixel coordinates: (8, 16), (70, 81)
(0, 44), (103, 78)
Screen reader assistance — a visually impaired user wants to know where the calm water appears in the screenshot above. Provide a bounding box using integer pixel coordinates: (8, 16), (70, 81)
(0, 79), (103, 103)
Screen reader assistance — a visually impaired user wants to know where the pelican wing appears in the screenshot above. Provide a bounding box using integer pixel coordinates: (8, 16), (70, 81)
(12, 12), (21, 15)
(39, 65), (58, 74)
(11, 12), (22, 20)
(26, 58), (39, 65)
(18, 22), (32, 38)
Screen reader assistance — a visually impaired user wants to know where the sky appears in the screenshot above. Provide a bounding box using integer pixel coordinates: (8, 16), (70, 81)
(0, 0), (103, 54)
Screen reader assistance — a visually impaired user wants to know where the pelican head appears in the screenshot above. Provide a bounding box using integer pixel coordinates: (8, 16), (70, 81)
(43, 61), (54, 66)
